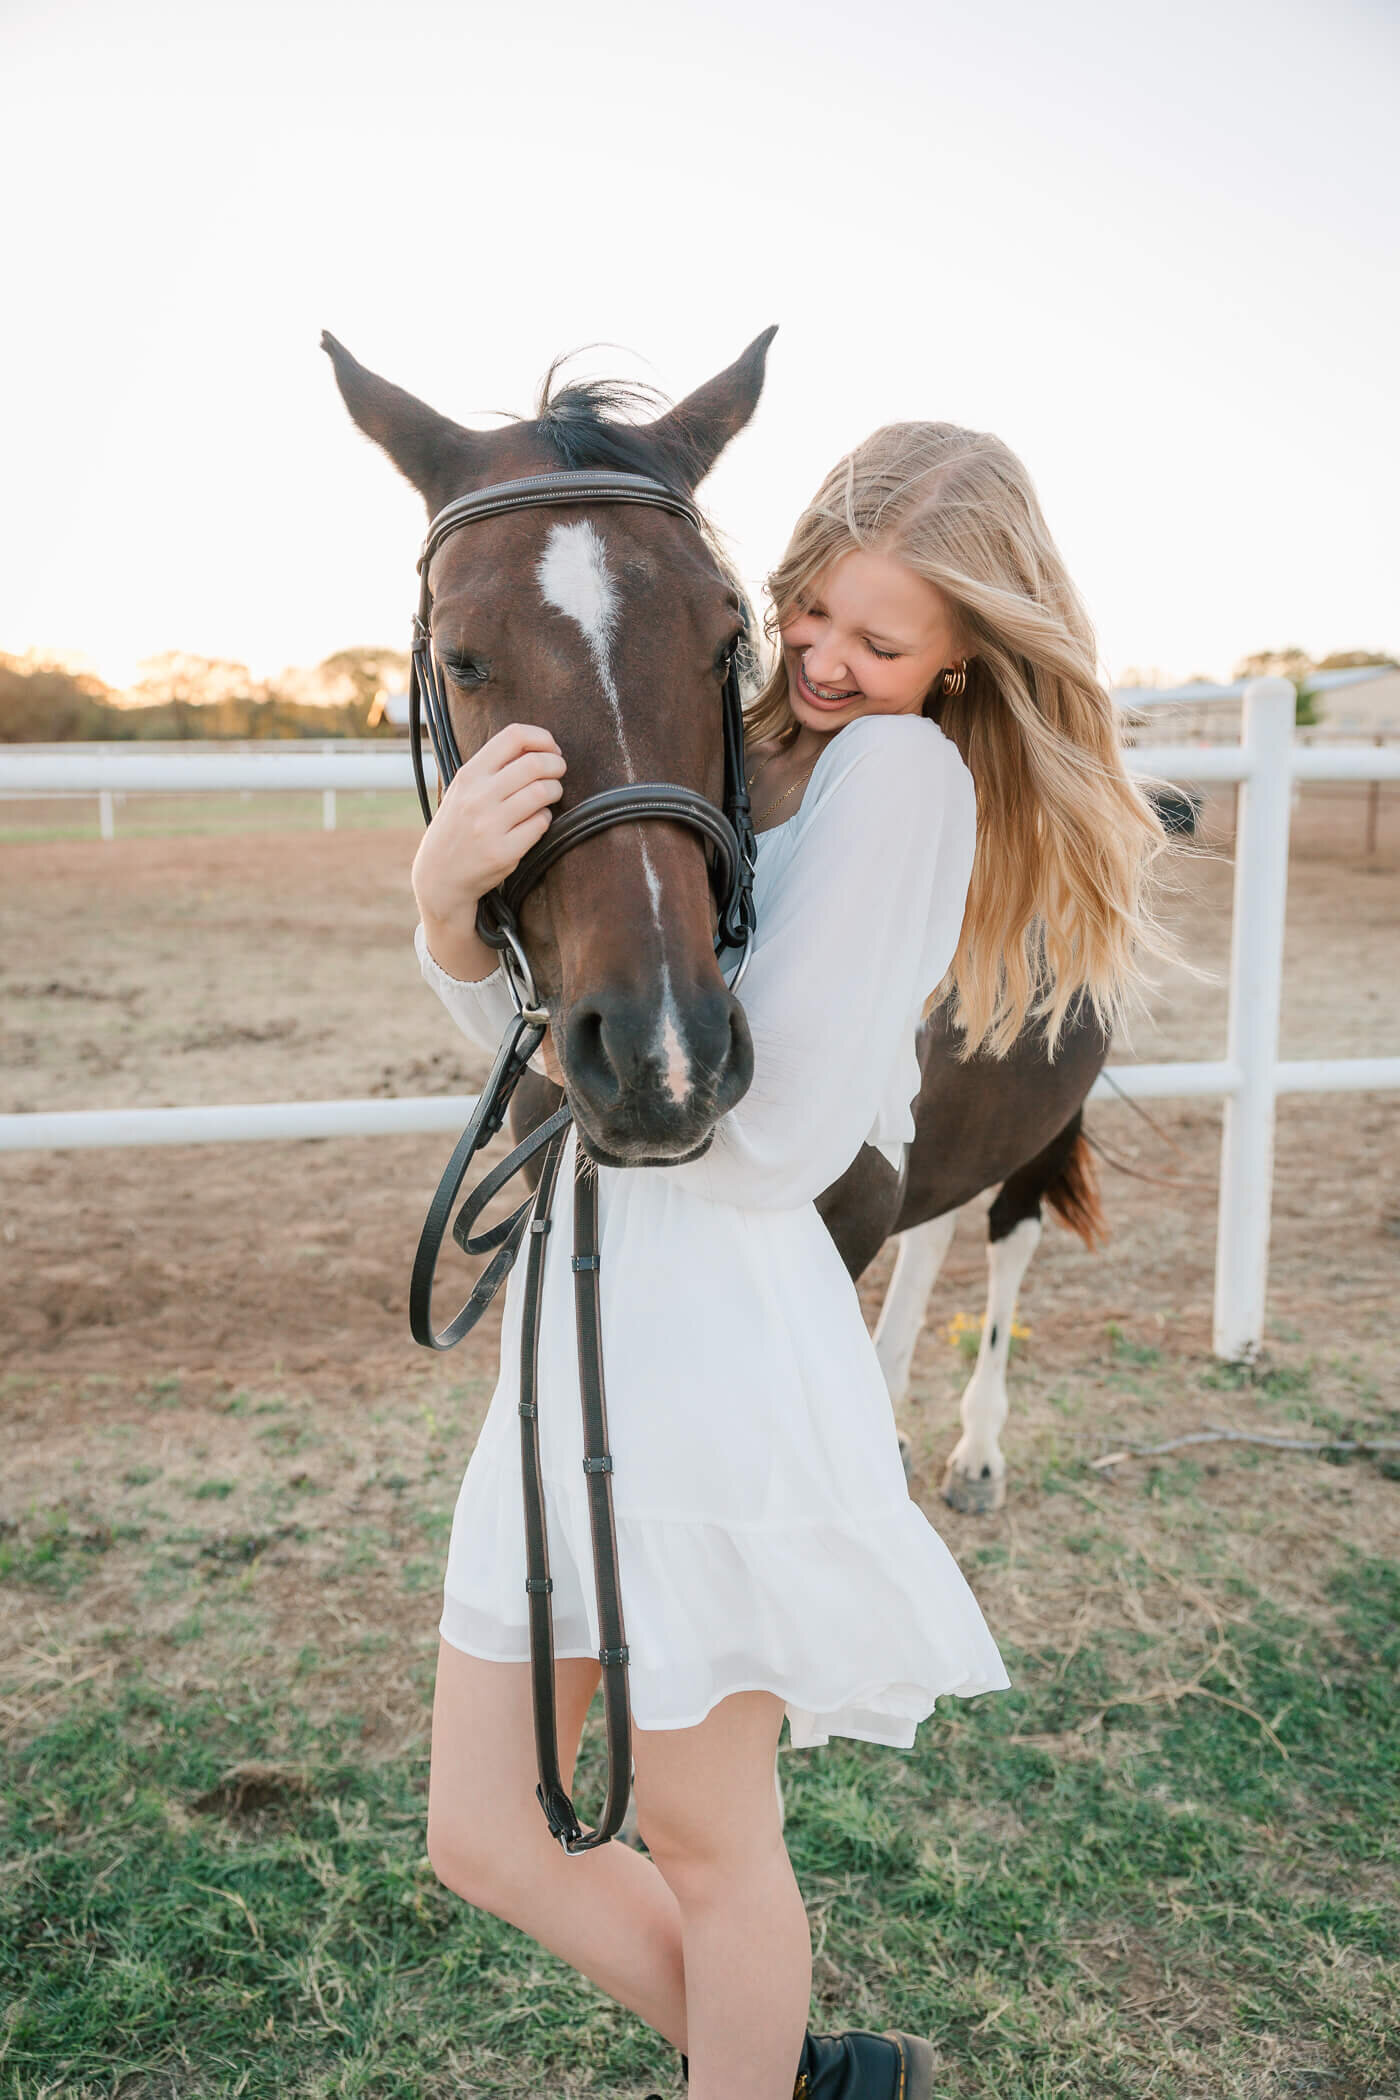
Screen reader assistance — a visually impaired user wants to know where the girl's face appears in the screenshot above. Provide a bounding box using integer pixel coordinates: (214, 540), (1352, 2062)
(779, 547), (965, 731)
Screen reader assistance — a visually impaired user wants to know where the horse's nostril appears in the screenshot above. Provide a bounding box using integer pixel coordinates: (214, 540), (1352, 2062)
(566, 1003), (623, 1110)
(718, 997), (755, 1112)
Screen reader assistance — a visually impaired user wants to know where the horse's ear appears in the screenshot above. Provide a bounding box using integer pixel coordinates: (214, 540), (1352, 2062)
(642, 326), (778, 490)
(321, 331), (479, 510)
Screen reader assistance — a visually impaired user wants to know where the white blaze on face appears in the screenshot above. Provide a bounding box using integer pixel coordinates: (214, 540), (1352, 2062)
(535, 519), (693, 1104)
(536, 519), (618, 691)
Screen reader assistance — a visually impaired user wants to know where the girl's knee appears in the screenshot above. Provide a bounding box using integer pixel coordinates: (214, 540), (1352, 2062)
(634, 1784), (785, 1898)
(426, 1800), (542, 1917)
(631, 1692), (787, 1893)
(425, 1805), (494, 1906)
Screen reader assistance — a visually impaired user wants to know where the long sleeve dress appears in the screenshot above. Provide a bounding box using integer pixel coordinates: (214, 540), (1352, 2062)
(415, 709), (1012, 1748)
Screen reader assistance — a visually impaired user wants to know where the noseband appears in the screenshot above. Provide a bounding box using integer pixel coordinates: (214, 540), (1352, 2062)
(404, 468), (761, 1853)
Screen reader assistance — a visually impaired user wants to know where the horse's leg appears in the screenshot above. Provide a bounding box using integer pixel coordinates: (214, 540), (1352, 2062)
(940, 1211), (1041, 1514)
(941, 1111), (1092, 1515)
(873, 1210), (960, 1479)
(875, 1209), (960, 1404)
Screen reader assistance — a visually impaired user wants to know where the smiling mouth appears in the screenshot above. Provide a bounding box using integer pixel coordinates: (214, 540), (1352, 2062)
(797, 658), (861, 705)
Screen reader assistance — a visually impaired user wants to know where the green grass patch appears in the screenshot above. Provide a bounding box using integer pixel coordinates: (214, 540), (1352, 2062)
(0, 1508), (147, 1596)
(2, 1552), (1396, 2095)
(1104, 1320), (1163, 1368)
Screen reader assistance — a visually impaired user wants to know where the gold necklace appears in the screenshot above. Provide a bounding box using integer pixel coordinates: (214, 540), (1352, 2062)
(746, 748), (818, 828)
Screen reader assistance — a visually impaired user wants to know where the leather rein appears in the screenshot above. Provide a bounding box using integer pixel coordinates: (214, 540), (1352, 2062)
(404, 468), (760, 1851)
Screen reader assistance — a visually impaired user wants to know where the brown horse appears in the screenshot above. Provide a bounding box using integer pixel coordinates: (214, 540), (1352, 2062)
(323, 327), (773, 1168)
(325, 331), (1110, 1515)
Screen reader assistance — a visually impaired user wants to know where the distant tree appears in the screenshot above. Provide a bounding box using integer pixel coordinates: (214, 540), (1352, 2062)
(0, 656), (126, 742)
(1, 644), (410, 740)
(318, 646), (409, 709)
(1314, 649), (1398, 671)
(1233, 645), (1399, 727)
(248, 647), (407, 731)
(129, 653), (266, 708)
(1231, 646), (1315, 685)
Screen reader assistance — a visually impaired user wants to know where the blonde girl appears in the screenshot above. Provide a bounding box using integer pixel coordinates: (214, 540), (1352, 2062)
(413, 415), (1170, 2100)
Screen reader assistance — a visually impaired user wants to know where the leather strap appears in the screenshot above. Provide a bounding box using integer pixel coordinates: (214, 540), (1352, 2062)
(517, 1127), (632, 1850)
(419, 470), (704, 568)
(568, 1154), (633, 1847)
(409, 1008), (561, 1352)
(496, 783), (740, 921)
(517, 1122), (573, 1834)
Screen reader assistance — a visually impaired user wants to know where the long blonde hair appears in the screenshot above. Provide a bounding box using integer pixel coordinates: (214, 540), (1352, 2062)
(745, 421), (1179, 1062)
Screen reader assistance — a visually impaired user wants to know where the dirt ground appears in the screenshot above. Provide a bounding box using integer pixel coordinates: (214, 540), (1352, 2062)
(3, 778), (1396, 1375)
(2, 780), (1396, 1751)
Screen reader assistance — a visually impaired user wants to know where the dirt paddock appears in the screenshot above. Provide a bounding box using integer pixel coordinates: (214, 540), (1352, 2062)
(1, 780), (1396, 1735)
(4, 777), (1396, 1370)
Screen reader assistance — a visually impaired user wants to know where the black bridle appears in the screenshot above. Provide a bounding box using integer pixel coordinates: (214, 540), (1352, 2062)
(409, 468), (757, 1013)
(404, 468), (760, 1852)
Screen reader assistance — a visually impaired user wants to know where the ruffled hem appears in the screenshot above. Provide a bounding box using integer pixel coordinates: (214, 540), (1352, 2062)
(438, 1490), (1012, 1751)
(437, 1613), (1010, 1749)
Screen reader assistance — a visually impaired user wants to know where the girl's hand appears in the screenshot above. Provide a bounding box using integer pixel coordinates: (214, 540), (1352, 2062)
(411, 722), (567, 930)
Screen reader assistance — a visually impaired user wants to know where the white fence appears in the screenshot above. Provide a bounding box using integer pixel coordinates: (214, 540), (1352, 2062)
(0, 739), (412, 836)
(3, 679), (1398, 1360)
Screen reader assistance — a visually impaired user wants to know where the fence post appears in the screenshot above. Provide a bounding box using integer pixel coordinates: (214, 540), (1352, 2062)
(322, 788), (337, 832)
(1212, 677), (1295, 1360)
(98, 790), (114, 841)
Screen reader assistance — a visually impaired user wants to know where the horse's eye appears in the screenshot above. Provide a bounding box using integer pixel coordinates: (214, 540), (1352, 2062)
(439, 650), (489, 688)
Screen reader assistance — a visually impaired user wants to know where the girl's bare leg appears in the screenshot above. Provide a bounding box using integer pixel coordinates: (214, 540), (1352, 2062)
(426, 1638), (689, 2047)
(632, 1690), (810, 2100)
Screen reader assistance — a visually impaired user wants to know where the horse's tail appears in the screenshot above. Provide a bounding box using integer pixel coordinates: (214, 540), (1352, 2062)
(1044, 1125), (1107, 1251)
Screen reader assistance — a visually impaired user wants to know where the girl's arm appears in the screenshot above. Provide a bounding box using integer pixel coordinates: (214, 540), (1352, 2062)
(414, 920), (520, 1058)
(652, 712), (976, 1211)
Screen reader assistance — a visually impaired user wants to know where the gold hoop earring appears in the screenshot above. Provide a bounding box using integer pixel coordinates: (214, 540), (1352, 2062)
(940, 658), (969, 699)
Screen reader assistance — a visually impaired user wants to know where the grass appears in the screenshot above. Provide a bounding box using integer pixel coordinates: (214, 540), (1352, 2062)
(2, 1548), (1396, 2098)
(3, 1333), (1396, 2097)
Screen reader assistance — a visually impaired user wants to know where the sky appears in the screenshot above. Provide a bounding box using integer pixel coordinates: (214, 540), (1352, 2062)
(2, 0), (1396, 692)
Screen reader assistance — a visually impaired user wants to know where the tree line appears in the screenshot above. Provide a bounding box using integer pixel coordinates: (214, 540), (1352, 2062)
(0, 648), (408, 742)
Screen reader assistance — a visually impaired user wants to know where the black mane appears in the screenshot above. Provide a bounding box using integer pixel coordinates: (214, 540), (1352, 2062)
(532, 360), (687, 483)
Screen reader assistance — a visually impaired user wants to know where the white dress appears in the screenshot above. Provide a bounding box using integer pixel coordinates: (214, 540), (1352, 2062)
(415, 710), (1012, 1748)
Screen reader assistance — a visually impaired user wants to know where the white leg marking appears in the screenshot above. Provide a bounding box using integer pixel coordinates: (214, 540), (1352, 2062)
(537, 521), (691, 1101)
(947, 1214), (1041, 1492)
(874, 1209), (959, 1407)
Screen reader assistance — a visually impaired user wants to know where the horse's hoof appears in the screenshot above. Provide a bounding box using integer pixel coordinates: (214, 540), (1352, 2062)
(941, 1455), (1006, 1514)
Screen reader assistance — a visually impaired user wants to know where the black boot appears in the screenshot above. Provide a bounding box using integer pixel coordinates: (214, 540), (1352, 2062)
(679, 2025), (935, 2097)
(794, 2027), (936, 2098)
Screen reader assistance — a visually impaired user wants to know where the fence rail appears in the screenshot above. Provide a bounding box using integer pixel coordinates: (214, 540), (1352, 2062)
(0, 741), (418, 836)
(2, 679), (1396, 1361)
